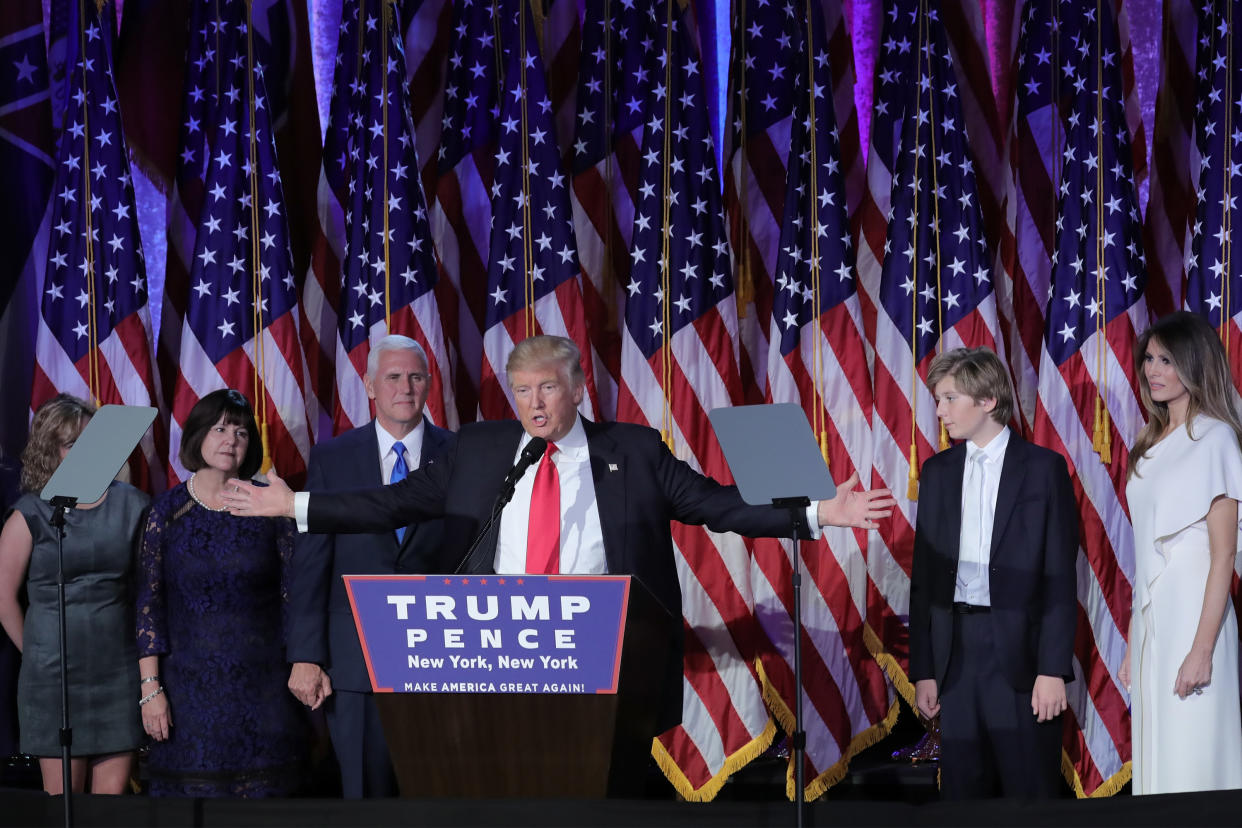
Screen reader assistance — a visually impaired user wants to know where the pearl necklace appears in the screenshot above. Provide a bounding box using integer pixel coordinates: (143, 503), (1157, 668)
(187, 473), (228, 512)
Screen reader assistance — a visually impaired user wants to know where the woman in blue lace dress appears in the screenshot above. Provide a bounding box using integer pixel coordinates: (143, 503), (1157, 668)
(136, 389), (305, 796)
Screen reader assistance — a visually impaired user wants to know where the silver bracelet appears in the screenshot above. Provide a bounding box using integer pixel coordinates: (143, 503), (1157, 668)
(140, 675), (160, 685)
(139, 686), (164, 707)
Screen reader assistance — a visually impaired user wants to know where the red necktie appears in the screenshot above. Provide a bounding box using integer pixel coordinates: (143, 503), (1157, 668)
(526, 442), (560, 574)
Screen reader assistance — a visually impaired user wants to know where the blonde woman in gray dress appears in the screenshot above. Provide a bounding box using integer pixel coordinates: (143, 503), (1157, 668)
(0, 395), (148, 794)
(1122, 311), (1242, 794)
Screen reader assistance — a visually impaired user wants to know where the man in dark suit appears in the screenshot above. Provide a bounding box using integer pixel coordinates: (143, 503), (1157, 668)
(230, 336), (893, 730)
(909, 347), (1078, 799)
(286, 335), (454, 798)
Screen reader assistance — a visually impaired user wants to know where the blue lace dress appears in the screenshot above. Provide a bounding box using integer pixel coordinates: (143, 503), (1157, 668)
(137, 483), (306, 797)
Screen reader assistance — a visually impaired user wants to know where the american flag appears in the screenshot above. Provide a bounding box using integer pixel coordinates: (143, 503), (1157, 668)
(1178, 0), (1242, 644)
(1000, 0), (1148, 428)
(729, 0), (892, 797)
(1184, 0), (1242, 387)
(1141, 0), (1200, 319)
(399, 0), (453, 228)
(429, 0), (506, 420)
(0, 0), (54, 458)
(396, 0), (461, 422)
(857, 0), (1005, 706)
(32, 0), (164, 491)
(268, 0), (339, 447)
(1027, 0), (1147, 797)
(1000, 0), (1062, 431)
(614, 0), (771, 800)
(435, 0), (598, 421)
(157, 0), (229, 459)
(725, 0), (865, 409)
(322, 0), (456, 433)
(168, 0), (311, 485)
(854, 0), (922, 698)
(722, 1), (778, 405)
(567, 0), (657, 424)
(112, 0), (188, 194)
(119, 1), (328, 451)
(543, 0), (581, 161)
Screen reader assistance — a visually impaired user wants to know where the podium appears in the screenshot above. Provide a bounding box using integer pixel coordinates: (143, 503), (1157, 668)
(345, 574), (676, 797)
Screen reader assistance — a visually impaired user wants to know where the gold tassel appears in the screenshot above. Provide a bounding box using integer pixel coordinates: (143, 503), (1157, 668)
(1092, 396), (1112, 464)
(662, 427), (673, 452)
(735, 256), (753, 319)
(938, 421), (949, 451)
(819, 432), (830, 467)
(906, 443), (920, 501)
(261, 421), (272, 474)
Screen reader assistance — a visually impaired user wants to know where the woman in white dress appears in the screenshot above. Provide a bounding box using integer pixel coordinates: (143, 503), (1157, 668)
(1122, 311), (1242, 794)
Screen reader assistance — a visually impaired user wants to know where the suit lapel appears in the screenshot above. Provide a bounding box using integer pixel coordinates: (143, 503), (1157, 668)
(472, 424), (526, 572)
(353, 424), (385, 488)
(989, 432), (1026, 560)
(943, 444), (965, 552)
(584, 420), (624, 568)
(397, 423), (449, 550)
(358, 423), (404, 554)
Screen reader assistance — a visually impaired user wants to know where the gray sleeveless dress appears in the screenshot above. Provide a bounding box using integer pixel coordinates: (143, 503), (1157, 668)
(12, 482), (148, 756)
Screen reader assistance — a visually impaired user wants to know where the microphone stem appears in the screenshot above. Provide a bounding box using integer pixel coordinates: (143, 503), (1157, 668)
(454, 440), (546, 574)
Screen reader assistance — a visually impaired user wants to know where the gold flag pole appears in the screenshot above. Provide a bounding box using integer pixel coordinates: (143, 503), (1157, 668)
(244, 0), (272, 471)
(803, 0), (829, 466)
(1090, 0), (1111, 464)
(659, 0), (675, 450)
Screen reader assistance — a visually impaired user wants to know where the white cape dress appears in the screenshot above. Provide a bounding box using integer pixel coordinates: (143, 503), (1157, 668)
(1126, 416), (1242, 794)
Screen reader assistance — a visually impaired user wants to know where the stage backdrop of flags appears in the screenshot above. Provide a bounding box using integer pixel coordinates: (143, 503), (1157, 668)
(6, 0), (1242, 802)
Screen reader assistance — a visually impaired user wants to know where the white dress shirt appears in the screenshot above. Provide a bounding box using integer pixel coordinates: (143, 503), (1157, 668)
(954, 427), (1010, 606)
(494, 416), (608, 575)
(375, 419), (424, 483)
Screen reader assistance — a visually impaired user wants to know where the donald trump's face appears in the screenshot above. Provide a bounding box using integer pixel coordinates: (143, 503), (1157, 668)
(509, 359), (584, 443)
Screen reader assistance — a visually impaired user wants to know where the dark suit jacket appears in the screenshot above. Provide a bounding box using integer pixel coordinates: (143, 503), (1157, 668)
(307, 417), (801, 721)
(309, 417), (799, 627)
(287, 420), (455, 692)
(908, 431), (1078, 691)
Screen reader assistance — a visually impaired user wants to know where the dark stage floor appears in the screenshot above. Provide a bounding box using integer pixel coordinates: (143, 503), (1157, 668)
(3, 708), (1238, 827)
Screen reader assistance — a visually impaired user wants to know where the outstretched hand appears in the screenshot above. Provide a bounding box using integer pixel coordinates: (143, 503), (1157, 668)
(219, 468), (296, 518)
(817, 471), (895, 530)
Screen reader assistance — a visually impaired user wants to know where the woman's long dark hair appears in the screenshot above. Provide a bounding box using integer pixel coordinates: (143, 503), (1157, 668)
(1129, 311), (1242, 478)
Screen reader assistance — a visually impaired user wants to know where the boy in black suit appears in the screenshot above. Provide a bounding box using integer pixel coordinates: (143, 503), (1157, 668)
(909, 347), (1078, 799)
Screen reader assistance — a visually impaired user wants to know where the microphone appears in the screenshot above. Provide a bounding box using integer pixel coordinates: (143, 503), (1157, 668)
(496, 437), (548, 505)
(454, 437), (548, 574)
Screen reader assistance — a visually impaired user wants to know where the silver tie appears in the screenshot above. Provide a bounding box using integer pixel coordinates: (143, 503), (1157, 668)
(957, 451), (989, 597)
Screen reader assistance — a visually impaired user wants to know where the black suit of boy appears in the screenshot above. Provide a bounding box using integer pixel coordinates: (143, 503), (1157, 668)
(909, 430), (1078, 799)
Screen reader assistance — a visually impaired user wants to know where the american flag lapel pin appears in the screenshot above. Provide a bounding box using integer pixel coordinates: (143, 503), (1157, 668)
(609, 463), (618, 472)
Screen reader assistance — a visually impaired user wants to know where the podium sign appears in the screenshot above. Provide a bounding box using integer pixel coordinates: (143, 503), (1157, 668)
(352, 574), (674, 797)
(344, 574), (631, 694)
